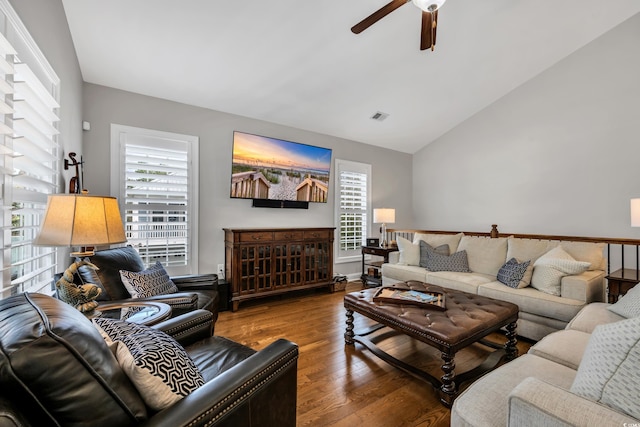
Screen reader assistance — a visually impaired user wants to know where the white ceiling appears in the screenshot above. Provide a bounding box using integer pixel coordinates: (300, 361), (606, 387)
(61, 0), (640, 154)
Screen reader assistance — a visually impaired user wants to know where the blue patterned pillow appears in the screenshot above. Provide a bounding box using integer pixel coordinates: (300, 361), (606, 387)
(419, 241), (450, 268)
(93, 318), (205, 411)
(120, 261), (178, 298)
(497, 258), (532, 289)
(425, 250), (471, 273)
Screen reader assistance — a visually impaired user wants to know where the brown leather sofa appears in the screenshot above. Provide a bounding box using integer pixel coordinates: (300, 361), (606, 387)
(73, 246), (220, 319)
(0, 293), (299, 427)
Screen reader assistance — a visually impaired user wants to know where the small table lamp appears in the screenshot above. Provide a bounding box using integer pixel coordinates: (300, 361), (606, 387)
(631, 198), (640, 227)
(373, 208), (395, 248)
(35, 194), (127, 312)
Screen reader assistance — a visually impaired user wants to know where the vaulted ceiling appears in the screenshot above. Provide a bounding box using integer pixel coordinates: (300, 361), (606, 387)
(61, 0), (640, 153)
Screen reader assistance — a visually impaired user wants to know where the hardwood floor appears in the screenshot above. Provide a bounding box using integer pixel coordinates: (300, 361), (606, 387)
(214, 282), (533, 427)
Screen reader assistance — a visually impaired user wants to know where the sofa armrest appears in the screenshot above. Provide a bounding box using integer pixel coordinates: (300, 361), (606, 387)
(388, 251), (400, 264)
(508, 377), (639, 426)
(561, 270), (605, 302)
(0, 396), (32, 427)
(108, 292), (199, 312)
(153, 309), (214, 346)
(142, 339), (299, 427)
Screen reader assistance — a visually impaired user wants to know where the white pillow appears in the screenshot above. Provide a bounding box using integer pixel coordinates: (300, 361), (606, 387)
(396, 236), (420, 266)
(413, 232), (463, 256)
(531, 246), (590, 296)
(571, 316), (640, 419)
(607, 284), (640, 318)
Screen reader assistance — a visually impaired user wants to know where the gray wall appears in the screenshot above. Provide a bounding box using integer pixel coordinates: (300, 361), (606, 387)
(413, 13), (640, 241)
(82, 83), (414, 276)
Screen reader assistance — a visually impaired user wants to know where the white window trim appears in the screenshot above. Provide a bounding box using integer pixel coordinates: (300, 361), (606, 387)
(334, 158), (371, 264)
(110, 124), (199, 275)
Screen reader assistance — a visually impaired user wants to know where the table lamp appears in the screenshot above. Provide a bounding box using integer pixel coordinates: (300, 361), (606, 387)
(373, 208), (395, 248)
(631, 198), (640, 228)
(35, 194), (127, 312)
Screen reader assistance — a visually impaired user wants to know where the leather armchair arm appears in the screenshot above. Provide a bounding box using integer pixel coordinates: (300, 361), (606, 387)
(108, 292), (199, 312)
(171, 274), (217, 291)
(152, 310), (214, 345)
(0, 397), (32, 427)
(142, 339), (299, 427)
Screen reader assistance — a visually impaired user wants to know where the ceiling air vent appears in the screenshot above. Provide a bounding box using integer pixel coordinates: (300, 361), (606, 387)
(370, 111), (389, 122)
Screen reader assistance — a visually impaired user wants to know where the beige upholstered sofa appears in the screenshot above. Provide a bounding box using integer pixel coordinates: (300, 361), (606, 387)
(381, 232), (606, 341)
(451, 298), (640, 426)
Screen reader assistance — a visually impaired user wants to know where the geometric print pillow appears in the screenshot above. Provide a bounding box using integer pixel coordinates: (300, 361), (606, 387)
(120, 261), (179, 298)
(497, 258), (532, 289)
(570, 316), (640, 420)
(424, 249), (471, 273)
(418, 241), (450, 269)
(607, 284), (640, 318)
(93, 318), (205, 411)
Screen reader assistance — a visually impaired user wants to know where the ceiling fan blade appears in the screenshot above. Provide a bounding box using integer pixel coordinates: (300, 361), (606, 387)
(351, 0), (410, 34)
(420, 9), (438, 51)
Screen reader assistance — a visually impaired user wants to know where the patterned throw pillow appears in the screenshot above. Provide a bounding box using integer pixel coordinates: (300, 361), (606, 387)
(531, 246), (590, 296)
(418, 241), (450, 268)
(93, 318), (205, 411)
(570, 316), (640, 419)
(607, 284), (640, 318)
(497, 258), (532, 289)
(424, 250), (471, 273)
(120, 261), (178, 298)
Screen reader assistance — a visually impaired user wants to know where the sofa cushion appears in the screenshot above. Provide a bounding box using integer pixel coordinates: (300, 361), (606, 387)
(451, 354), (577, 427)
(396, 236), (420, 265)
(531, 246), (591, 296)
(566, 302), (624, 334)
(94, 318), (205, 411)
(413, 232), (463, 255)
(506, 237), (558, 265)
(528, 329), (591, 370)
(457, 236), (508, 277)
(497, 258), (532, 289)
(381, 263), (428, 283)
(478, 281), (585, 323)
(560, 241), (606, 271)
(424, 250), (471, 273)
(120, 261), (179, 299)
(570, 316), (640, 420)
(426, 271), (494, 294)
(418, 241), (449, 268)
(607, 283), (640, 318)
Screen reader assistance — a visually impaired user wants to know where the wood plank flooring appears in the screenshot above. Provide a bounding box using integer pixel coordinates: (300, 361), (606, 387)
(214, 282), (533, 427)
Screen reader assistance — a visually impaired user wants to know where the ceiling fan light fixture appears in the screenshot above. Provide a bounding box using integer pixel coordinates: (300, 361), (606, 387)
(412, 0), (446, 12)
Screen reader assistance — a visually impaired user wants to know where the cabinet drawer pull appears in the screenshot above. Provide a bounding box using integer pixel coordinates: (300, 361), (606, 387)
(252, 235), (261, 240)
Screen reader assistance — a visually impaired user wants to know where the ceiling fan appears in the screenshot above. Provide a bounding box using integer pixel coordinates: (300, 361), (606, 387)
(351, 0), (447, 51)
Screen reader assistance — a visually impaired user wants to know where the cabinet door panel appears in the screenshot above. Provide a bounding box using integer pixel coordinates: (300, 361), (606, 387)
(239, 244), (271, 294)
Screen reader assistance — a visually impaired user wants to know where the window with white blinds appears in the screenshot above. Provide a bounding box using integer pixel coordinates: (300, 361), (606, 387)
(334, 159), (371, 262)
(111, 125), (198, 275)
(0, 1), (60, 299)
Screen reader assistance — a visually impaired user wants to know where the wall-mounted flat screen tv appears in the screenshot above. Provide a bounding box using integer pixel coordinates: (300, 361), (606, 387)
(230, 131), (332, 203)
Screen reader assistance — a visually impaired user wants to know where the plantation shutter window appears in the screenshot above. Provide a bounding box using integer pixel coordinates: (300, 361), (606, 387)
(111, 125), (199, 275)
(0, 0), (60, 299)
(335, 159), (371, 262)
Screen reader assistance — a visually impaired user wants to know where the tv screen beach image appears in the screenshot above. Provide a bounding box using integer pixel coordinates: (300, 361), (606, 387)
(230, 132), (332, 202)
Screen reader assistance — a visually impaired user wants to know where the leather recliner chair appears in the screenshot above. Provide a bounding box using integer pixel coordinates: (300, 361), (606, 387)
(0, 293), (299, 427)
(73, 246), (220, 320)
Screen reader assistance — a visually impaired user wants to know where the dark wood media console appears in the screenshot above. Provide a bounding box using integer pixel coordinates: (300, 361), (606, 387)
(224, 227), (335, 311)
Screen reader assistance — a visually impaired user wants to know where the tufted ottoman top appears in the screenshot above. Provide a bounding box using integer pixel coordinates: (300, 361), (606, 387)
(344, 281), (519, 353)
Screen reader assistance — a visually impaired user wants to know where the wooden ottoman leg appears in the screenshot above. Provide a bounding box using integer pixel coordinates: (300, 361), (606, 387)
(345, 308), (355, 345)
(505, 321), (518, 360)
(440, 351), (457, 407)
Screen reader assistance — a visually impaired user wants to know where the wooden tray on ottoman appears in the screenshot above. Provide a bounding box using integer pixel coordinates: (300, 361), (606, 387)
(373, 286), (446, 310)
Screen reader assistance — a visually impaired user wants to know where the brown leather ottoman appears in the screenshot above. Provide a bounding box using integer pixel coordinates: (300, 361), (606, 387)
(344, 281), (519, 407)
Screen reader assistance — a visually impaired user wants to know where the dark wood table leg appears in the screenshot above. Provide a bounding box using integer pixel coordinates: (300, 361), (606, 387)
(439, 351), (457, 407)
(345, 308), (355, 345)
(505, 321), (518, 360)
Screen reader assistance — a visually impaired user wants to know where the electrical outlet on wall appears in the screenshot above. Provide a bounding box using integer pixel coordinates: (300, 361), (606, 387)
(217, 264), (225, 280)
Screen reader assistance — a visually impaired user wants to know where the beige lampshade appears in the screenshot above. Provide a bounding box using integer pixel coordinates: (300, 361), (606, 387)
(373, 208), (395, 224)
(35, 194), (127, 247)
(632, 198), (640, 227)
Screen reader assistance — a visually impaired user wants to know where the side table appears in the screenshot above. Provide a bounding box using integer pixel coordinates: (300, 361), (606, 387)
(361, 245), (397, 287)
(606, 268), (640, 303)
(89, 301), (172, 326)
